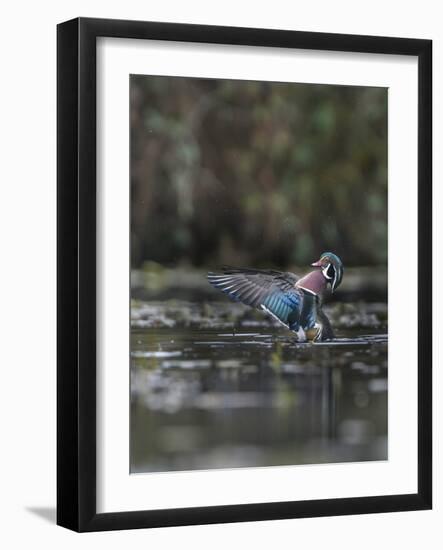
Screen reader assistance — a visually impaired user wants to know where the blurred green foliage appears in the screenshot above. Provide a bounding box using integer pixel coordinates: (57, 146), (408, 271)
(130, 75), (387, 269)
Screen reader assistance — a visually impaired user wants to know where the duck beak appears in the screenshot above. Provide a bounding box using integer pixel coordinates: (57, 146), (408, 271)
(311, 260), (322, 267)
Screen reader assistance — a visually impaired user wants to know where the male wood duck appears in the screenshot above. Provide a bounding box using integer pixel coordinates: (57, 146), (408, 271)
(207, 252), (343, 342)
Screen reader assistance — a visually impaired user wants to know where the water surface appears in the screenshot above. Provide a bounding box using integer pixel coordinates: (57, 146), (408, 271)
(131, 301), (387, 473)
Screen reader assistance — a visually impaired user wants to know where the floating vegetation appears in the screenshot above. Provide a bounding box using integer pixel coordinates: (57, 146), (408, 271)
(131, 299), (388, 333)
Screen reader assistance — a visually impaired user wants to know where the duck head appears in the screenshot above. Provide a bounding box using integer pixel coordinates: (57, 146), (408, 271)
(311, 252), (344, 293)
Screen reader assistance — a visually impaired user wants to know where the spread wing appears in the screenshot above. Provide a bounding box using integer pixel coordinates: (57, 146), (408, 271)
(207, 268), (302, 329)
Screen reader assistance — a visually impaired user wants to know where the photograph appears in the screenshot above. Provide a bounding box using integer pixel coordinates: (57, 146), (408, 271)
(129, 74), (388, 473)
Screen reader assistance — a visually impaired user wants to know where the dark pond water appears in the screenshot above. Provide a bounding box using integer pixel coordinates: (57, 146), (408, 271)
(130, 301), (388, 473)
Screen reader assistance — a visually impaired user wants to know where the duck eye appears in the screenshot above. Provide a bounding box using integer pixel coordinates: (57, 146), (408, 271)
(326, 264), (335, 279)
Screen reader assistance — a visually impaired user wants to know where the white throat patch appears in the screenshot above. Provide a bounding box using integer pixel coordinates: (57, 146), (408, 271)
(322, 263), (333, 280)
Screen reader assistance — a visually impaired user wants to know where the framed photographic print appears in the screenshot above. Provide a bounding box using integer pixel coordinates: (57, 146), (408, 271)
(57, 17), (432, 531)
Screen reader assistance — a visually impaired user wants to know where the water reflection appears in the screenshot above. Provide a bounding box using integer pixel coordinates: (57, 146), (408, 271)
(130, 304), (387, 473)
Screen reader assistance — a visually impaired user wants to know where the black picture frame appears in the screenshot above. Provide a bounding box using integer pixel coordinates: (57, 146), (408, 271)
(57, 17), (432, 532)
